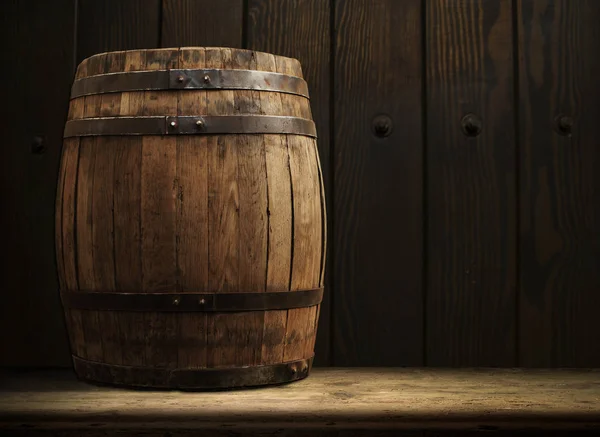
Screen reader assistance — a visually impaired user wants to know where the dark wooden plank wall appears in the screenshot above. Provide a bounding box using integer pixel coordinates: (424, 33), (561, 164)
(517, 0), (600, 367)
(0, 0), (76, 367)
(333, 0), (423, 366)
(2, 0), (600, 368)
(426, 0), (516, 366)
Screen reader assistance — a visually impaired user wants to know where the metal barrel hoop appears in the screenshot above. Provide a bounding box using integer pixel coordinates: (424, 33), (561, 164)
(70, 68), (310, 98)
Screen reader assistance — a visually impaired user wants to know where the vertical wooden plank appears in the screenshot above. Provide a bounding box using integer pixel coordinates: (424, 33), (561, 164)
(111, 51), (145, 369)
(334, 0), (423, 366)
(427, 0), (516, 366)
(120, 311), (146, 367)
(91, 139), (115, 291)
(247, 1), (332, 364)
(518, 0), (600, 367)
(205, 48), (269, 368)
(141, 51), (179, 292)
(119, 51), (147, 117)
(0, 0), (75, 366)
(77, 0), (160, 62)
(288, 135), (322, 292)
(251, 53), (292, 365)
(77, 55), (108, 363)
(206, 48), (240, 295)
(59, 139), (81, 292)
(284, 135), (322, 362)
(59, 138), (83, 361)
(76, 139), (96, 292)
(75, 138), (102, 361)
(91, 137), (122, 365)
(100, 51), (126, 117)
(113, 137), (144, 367)
(233, 50), (267, 365)
(67, 309), (86, 359)
(177, 49), (209, 291)
(176, 48), (209, 369)
(113, 138), (143, 290)
(139, 49), (179, 369)
(234, 51), (268, 294)
(161, 0), (243, 47)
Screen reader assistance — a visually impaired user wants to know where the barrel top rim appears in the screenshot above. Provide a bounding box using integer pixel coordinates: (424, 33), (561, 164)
(78, 47), (302, 69)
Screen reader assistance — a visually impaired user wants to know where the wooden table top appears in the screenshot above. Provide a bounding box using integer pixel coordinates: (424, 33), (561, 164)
(1, 368), (599, 436)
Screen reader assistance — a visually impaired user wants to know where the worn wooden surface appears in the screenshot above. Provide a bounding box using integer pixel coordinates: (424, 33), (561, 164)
(333, 0), (423, 366)
(1, 368), (599, 436)
(247, 0), (332, 367)
(426, 0), (516, 366)
(517, 0), (600, 367)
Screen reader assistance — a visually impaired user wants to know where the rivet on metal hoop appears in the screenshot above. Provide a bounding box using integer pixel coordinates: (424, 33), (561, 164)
(177, 75), (185, 83)
(172, 297), (180, 306)
(170, 121), (178, 128)
(196, 119), (205, 128)
(203, 74), (211, 83)
(199, 298), (206, 305)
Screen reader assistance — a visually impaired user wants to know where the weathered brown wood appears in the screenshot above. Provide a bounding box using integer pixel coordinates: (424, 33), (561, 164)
(205, 48), (242, 368)
(99, 51), (126, 117)
(91, 137), (121, 365)
(176, 48), (209, 368)
(250, 52), (293, 365)
(139, 49), (179, 369)
(334, 0), (423, 366)
(57, 47), (323, 385)
(517, 0), (600, 367)
(58, 139), (81, 292)
(113, 134), (145, 368)
(161, 0), (243, 48)
(1, 369), (600, 436)
(66, 309), (85, 359)
(426, 0), (516, 366)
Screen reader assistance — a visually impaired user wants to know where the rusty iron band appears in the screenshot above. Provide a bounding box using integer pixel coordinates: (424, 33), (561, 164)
(71, 69), (310, 98)
(63, 115), (317, 138)
(60, 288), (323, 312)
(72, 355), (313, 389)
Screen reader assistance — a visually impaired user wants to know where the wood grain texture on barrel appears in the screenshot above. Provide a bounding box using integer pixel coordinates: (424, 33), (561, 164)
(247, 8), (331, 362)
(74, 139), (101, 361)
(99, 51), (125, 117)
(205, 48), (264, 368)
(518, 0), (600, 367)
(59, 47), (323, 376)
(426, 0), (516, 366)
(139, 49), (179, 369)
(255, 52), (292, 364)
(176, 47), (209, 368)
(91, 137), (120, 364)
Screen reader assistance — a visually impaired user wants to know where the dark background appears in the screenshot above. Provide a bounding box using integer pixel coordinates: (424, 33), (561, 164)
(1, 0), (599, 368)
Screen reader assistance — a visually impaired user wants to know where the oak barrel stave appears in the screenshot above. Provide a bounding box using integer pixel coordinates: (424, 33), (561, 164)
(56, 47), (325, 389)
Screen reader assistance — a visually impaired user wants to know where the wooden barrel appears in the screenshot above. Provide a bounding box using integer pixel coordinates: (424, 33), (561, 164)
(55, 47), (326, 389)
